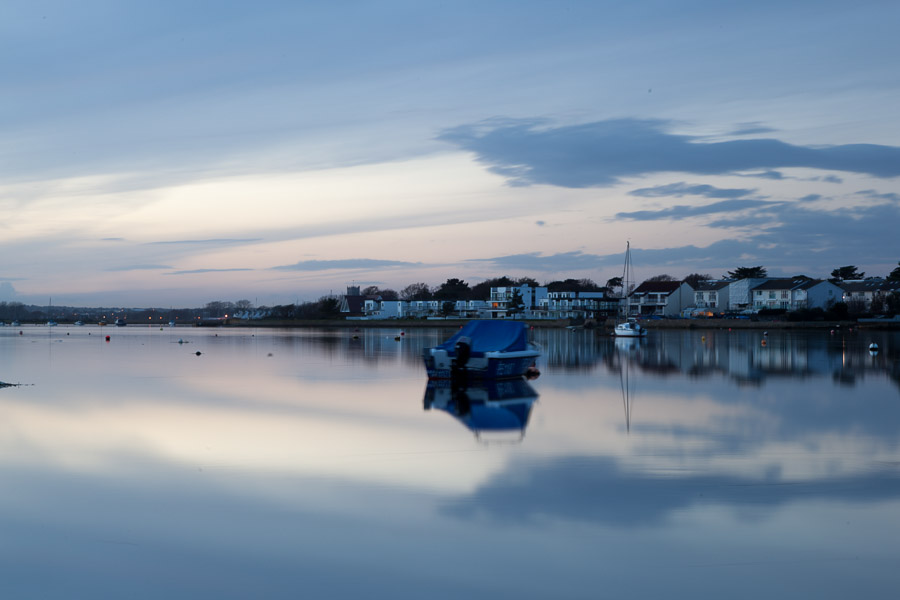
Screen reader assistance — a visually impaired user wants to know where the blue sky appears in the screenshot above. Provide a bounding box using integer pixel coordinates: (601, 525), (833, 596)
(2, 0), (899, 306)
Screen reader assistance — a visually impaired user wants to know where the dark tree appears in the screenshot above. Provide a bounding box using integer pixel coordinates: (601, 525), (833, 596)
(888, 262), (900, 281)
(829, 265), (865, 283)
(545, 278), (602, 292)
(646, 274), (677, 282)
(400, 282), (432, 301)
(433, 278), (471, 300)
(360, 286), (399, 300)
(514, 277), (541, 288)
(440, 301), (456, 317)
(507, 289), (525, 319)
(727, 266), (768, 279)
(683, 273), (713, 288)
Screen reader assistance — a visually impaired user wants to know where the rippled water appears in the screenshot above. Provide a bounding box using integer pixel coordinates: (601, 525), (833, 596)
(1, 324), (898, 599)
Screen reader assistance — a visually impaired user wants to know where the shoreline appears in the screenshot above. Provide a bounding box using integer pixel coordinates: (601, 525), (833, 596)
(219, 317), (899, 330)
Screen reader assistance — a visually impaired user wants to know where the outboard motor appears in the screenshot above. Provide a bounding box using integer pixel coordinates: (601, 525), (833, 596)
(451, 336), (472, 385)
(454, 336), (472, 368)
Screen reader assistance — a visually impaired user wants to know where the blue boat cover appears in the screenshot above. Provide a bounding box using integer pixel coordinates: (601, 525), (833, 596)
(436, 320), (529, 354)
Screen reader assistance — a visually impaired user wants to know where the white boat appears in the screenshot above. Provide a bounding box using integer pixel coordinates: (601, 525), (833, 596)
(423, 320), (541, 380)
(613, 242), (648, 337)
(614, 319), (646, 337)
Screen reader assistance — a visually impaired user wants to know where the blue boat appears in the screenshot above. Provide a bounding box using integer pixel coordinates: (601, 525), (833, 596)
(422, 320), (541, 380)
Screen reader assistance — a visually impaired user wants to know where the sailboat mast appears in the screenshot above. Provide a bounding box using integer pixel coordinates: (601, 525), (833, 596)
(621, 242), (631, 318)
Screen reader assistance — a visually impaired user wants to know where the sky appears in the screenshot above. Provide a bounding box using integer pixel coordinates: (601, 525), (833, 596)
(2, 0), (899, 307)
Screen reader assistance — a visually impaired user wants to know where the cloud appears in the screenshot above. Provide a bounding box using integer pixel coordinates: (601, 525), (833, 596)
(439, 118), (900, 187)
(468, 251), (605, 272)
(623, 200), (900, 275)
(106, 264), (173, 272)
(167, 268), (254, 275)
(855, 189), (900, 202)
(443, 455), (900, 528)
(628, 182), (757, 199)
(817, 175), (843, 183)
(729, 122), (778, 136)
(148, 238), (262, 246)
(616, 199), (776, 221)
(0, 282), (18, 300)
(271, 259), (422, 272)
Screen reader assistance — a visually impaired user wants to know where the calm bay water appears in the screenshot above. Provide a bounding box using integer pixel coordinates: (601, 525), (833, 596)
(1, 324), (898, 599)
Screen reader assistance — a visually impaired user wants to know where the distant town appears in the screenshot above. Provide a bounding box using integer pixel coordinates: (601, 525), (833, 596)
(3, 263), (900, 326)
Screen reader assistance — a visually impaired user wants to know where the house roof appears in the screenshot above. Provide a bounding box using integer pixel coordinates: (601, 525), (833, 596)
(752, 277), (816, 291)
(839, 278), (900, 293)
(340, 295), (366, 314)
(631, 281), (682, 295)
(694, 280), (731, 291)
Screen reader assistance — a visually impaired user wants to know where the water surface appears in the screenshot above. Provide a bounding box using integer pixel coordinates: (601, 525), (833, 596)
(1, 325), (898, 598)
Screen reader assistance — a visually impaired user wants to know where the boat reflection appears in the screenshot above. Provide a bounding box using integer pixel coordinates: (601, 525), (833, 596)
(423, 378), (539, 442)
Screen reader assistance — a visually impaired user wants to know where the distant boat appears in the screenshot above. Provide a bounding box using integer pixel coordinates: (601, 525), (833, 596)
(115, 319), (127, 327)
(613, 242), (647, 338)
(169, 320), (176, 327)
(422, 320), (541, 380)
(11, 320), (20, 327)
(74, 321), (84, 326)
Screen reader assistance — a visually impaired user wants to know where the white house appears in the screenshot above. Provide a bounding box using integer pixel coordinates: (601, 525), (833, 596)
(751, 278), (842, 310)
(487, 285), (548, 319)
(627, 281), (694, 317)
(726, 278), (768, 310)
(840, 279), (900, 310)
(537, 290), (618, 320)
(692, 281), (732, 313)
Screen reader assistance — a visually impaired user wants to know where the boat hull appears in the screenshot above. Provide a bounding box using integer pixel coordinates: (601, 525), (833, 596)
(613, 321), (647, 337)
(423, 348), (541, 380)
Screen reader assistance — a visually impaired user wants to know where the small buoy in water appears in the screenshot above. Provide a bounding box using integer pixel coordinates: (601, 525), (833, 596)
(160, 327), (163, 331)
(400, 331), (405, 336)
(105, 335), (110, 342)
(701, 336), (706, 342)
(394, 336), (401, 341)
(195, 351), (202, 356)
(267, 353), (273, 357)
(728, 328), (732, 332)
(66, 332), (69, 336)
(869, 343), (879, 351)
(352, 335), (359, 340)
(761, 339), (767, 347)
(178, 339), (184, 344)
(830, 330), (835, 335)
(19, 331), (23, 335)
(763, 331), (768, 336)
